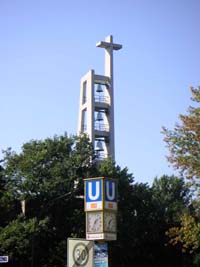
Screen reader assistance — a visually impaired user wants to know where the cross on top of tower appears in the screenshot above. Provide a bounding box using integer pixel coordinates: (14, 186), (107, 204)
(96, 35), (122, 51)
(96, 35), (122, 79)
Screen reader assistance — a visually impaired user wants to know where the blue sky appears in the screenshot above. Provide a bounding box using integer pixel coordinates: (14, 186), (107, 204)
(1, 0), (200, 184)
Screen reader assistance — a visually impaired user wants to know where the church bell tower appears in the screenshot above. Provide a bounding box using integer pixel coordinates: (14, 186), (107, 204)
(78, 35), (122, 161)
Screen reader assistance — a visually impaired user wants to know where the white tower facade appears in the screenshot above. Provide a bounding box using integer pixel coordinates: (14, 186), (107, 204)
(78, 35), (122, 161)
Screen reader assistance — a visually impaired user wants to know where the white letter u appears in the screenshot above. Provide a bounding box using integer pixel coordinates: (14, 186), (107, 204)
(88, 181), (100, 200)
(106, 181), (115, 200)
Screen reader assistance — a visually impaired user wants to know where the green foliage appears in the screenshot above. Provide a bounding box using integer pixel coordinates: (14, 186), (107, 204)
(0, 216), (49, 258)
(0, 133), (192, 266)
(163, 86), (200, 264)
(162, 87), (200, 181)
(0, 165), (20, 227)
(109, 174), (191, 267)
(152, 175), (191, 223)
(0, 133), (95, 266)
(166, 214), (200, 253)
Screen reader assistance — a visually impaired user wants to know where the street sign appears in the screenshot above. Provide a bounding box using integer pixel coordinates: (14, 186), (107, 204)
(84, 178), (117, 212)
(67, 238), (94, 267)
(84, 177), (118, 241)
(0, 256), (9, 263)
(104, 179), (117, 211)
(85, 178), (103, 211)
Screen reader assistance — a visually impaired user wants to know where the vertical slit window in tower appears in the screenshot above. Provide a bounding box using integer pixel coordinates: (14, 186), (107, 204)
(82, 109), (87, 132)
(82, 81), (87, 104)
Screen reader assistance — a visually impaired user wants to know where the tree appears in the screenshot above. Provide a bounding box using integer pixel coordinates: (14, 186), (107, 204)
(152, 175), (193, 266)
(152, 175), (191, 223)
(162, 86), (200, 264)
(109, 172), (190, 267)
(0, 164), (20, 228)
(0, 217), (50, 266)
(1, 134), (140, 267)
(0, 133), (192, 267)
(162, 86), (200, 183)
(0, 133), (96, 266)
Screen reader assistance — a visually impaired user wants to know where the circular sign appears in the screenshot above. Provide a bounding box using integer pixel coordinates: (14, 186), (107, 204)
(73, 242), (89, 266)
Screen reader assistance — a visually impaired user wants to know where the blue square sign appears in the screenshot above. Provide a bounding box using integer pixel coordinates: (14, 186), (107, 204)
(0, 256), (9, 263)
(85, 179), (103, 211)
(104, 179), (117, 210)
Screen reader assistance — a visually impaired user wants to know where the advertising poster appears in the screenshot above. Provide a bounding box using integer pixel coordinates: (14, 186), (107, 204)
(94, 242), (108, 267)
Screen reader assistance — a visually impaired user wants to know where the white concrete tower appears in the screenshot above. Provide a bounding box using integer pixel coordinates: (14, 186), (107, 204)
(78, 35), (122, 161)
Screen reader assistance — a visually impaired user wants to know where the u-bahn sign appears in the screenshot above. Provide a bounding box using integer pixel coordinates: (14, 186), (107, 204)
(84, 177), (117, 212)
(85, 178), (103, 211)
(104, 179), (117, 210)
(84, 177), (117, 241)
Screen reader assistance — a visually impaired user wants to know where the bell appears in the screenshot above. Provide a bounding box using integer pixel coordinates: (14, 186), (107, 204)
(96, 84), (103, 93)
(96, 140), (104, 151)
(96, 112), (103, 121)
